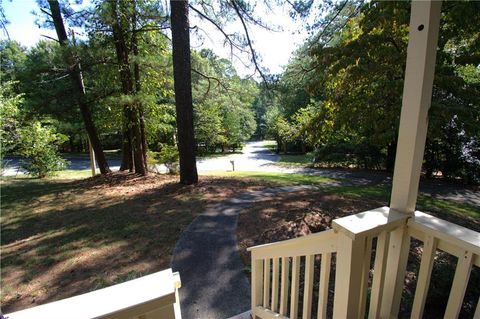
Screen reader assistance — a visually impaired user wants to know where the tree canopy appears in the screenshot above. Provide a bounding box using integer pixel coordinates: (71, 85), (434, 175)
(1, 0), (478, 183)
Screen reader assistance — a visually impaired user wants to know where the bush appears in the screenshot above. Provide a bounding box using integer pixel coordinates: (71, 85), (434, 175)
(314, 140), (384, 170)
(147, 144), (179, 174)
(18, 122), (69, 178)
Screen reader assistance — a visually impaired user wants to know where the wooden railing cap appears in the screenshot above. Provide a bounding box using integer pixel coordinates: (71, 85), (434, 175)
(332, 206), (409, 240)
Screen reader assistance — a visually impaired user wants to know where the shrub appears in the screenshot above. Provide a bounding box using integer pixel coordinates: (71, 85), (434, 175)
(158, 144), (179, 174)
(18, 121), (69, 178)
(147, 145), (179, 174)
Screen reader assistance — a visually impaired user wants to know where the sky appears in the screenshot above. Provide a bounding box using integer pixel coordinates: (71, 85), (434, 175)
(1, 0), (309, 76)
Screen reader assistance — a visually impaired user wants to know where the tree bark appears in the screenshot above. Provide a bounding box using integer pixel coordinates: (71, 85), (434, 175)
(120, 122), (133, 171)
(132, 28), (148, 171)
(48, 0), (111, 174)
(110, 0), (146, 175)
(170, 0), (198, 184)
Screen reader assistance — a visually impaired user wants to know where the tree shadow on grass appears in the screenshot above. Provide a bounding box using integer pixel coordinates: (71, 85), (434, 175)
(1, 174), (274, 313)
(1, 175), (200, 312)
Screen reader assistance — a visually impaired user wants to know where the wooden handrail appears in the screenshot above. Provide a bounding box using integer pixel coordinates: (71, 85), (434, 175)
(7, 268), (182, 319)
(409, 211), (480, 259)
(250, 208), (480, 319)
(248, 229), (337, 260)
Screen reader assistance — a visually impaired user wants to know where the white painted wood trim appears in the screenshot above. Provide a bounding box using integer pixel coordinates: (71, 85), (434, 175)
(271, 258), (280, 313)
(410, 235), (438, 318)
(248, 229), (337, 259)
(317, 253), (331, 319)
(409, 211), (480, 256)
(389, 0), (442, 214)
(359, 236), (373, 318)
(384, 1), (442, 315)
(7, 269), (179, 319)
(302, 255), (315, 319)
(279, 257), (290, 315)
(444, 251), (473, 318)
(332, 207), (407, 240)
(263, 258), (271, 308)
(290, 256), (301, 319)
(254, 306), (289, 319)
(252, 258), (264, 319)
(369, 231), (390, 319)
(380, 226), (411, 318)
(333, 234), (366, 318)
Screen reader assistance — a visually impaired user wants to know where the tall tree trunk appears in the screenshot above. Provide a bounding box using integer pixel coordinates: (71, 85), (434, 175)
(110, 0), (146, 175)
(170, 0), (198, 185)
(132, 28), (148, 171)
(120, 122), (133, 171)
(48, 0), (111, 174)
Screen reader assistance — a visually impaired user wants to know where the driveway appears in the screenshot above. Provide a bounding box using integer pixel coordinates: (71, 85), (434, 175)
(3, 142), (478, 207)
(1, 155), (121, 176)
(198, 142), (480, 207)
(197, 141), (279, 172)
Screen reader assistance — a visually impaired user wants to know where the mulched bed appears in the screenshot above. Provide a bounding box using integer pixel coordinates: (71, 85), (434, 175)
(237, 189), (480, 318)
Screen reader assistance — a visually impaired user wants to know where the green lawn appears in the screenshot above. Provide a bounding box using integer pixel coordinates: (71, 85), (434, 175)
(261, 140), (315, 167)
(2, 169), (477, 313)
(2, 173), (266, 312)
(204, 170), (480, 219)
(327, 183), (480, 219)
(202, 170), (338, 185)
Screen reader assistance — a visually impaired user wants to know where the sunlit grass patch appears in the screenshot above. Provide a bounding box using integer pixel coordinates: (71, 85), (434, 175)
(325, 183), (480, 219)
(202, 170), (338, 185)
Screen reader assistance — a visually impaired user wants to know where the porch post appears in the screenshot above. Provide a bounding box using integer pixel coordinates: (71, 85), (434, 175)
(381, 0), (442, 317)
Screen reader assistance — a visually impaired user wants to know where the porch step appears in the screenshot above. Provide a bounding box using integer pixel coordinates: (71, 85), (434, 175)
(227, 310), (251, 319)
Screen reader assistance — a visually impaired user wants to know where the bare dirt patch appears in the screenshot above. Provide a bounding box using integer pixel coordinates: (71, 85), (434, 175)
(1, 173), (272, 313)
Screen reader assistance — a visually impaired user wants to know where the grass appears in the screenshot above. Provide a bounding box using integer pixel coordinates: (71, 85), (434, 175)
(202, 170), (339, 185)
(2, 168), (477, 313)
(204, 170), (480, 219)
(277, 153), (315, 166)
(262, 140), (277, 152)
(261, 140), (315, 167)
(325, 183), (391, 200)
(417, 195), (480, 219)
(325, 183), (480, 219)
(1, 173), (273, 313)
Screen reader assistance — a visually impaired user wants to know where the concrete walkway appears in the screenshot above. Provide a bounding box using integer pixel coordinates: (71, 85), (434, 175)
(171, 186), (315, 319)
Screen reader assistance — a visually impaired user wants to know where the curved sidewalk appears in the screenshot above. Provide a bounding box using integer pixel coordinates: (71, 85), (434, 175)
(171, 186), (315, 319)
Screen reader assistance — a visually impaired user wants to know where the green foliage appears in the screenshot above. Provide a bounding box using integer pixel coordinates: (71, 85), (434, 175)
(18, 122), (69, 178)
(262, 1), (480, 183)
(0, 81), (22, 155)
(0, 40), (27, 82)
(192, 50), (257, 154)
(148, 144), (179, 174)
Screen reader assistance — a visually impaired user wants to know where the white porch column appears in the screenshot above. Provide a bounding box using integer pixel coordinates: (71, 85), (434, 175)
(381, 0), (442, 317)
(390, 0), (442, 214)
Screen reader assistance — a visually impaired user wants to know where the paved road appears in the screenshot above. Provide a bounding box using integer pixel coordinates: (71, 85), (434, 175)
(3, 142), (478, 207)
(197, 141), (279, 172)
(1, 156), (121, 176)
(197, 142), (479, 207)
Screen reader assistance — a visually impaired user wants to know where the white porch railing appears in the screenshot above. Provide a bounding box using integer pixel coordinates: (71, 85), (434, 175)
(6, 268), (182, 319)
(249, 207), (480, 319)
